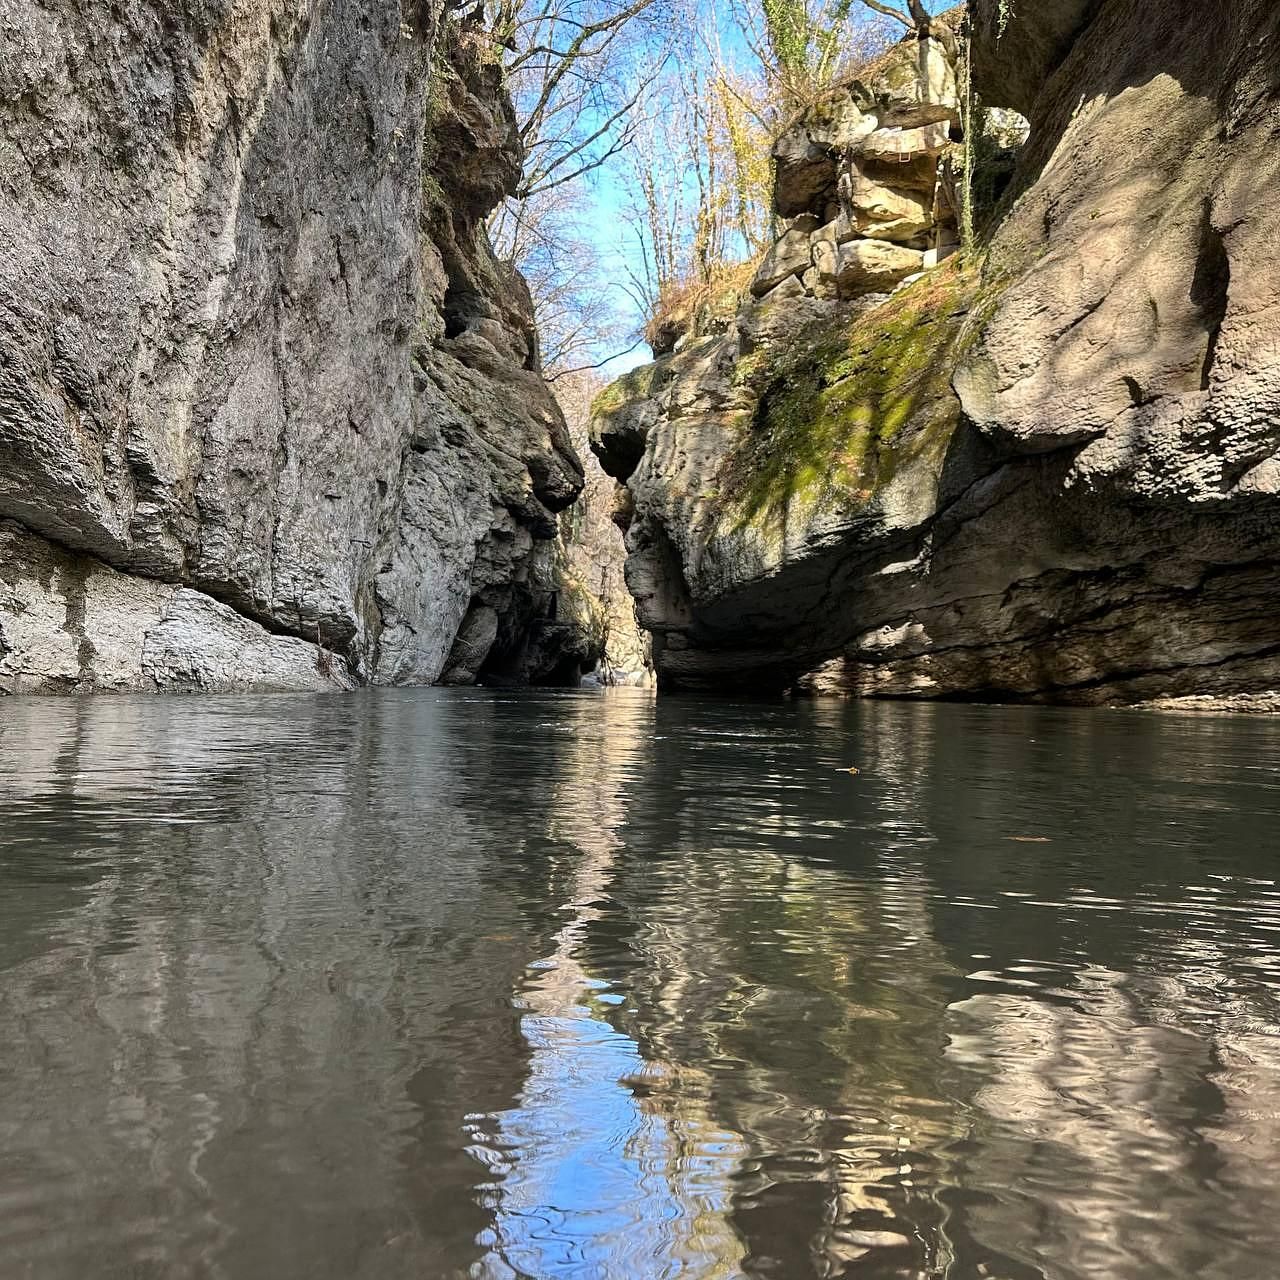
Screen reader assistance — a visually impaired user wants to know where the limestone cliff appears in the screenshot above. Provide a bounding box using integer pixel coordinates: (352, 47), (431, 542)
(595, 0), (1280, 709)
(553, 375), (652, 688)
(0, 0), (583, 694)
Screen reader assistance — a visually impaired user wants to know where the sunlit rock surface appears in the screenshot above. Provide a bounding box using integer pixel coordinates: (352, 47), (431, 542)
(549, 375), (652, 688)
(595, 0), (1280, 706)
(0, 0), (583, 694)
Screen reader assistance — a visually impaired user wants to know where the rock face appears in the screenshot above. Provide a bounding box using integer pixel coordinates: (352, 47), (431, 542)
(556, 375), (652, 687)
(762, 31), (962, 306)
(594, 1), (1280, 709)
(0, 0), (582, 695)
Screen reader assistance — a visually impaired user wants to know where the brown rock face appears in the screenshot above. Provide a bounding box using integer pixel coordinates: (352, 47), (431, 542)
(0, 1), (582, 694)
(772, 32), (961, 252)
(762, 34), (964, 315)
(811, 239), (926, 297)
(595, 0), (1280, 710)
(843, 169), (935, 243)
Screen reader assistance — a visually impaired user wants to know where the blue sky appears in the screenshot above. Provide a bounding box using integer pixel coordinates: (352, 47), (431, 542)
(575, 0), (955, 380)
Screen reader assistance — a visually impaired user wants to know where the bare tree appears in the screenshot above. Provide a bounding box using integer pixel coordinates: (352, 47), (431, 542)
(486, 0), (676, 370)
(497, 0), (671, 199)
(620, 0), (910, 345)
(860, 0), (958, 57)
(718, 0), (901, 110)
(491, 186), (632, 376)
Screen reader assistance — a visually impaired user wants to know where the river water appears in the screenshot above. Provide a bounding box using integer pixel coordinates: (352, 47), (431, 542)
(1, 690), (1279, 1279)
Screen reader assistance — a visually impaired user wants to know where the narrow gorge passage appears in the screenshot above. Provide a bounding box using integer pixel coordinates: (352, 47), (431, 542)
(2, 1), (1280, 1277)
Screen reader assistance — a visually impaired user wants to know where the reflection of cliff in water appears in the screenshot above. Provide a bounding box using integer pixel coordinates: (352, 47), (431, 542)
(517, 696), (1280, 1278)
(3, 693), (1280, 1279)
(909, 706), (1280, 1279)
(0, 694), (542, 1278)
(589, 697), (968, 1277)
(471, 691), (748, 1279)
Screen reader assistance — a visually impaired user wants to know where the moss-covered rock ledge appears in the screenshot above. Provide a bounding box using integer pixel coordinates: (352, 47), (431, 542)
(592, 0), (1280, 708)
(723, 263), (989, 532)
(589, 259), (1003, 692)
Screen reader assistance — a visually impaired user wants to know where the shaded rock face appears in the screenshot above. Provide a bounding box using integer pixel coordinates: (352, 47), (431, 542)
(557, 379), (652, 689)
(595, 1), (1280, 709)
(0, 0), (582, 694)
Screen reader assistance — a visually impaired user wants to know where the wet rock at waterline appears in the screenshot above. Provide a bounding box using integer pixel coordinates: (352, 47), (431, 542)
(0, 521), (355, 695)
(593, 0), (1280, 709)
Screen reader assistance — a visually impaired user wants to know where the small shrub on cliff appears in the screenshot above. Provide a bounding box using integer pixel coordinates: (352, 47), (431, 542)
(644, 260), (762, 355)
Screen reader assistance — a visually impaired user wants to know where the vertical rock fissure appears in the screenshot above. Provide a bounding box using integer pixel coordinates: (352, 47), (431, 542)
(1191, 202), (1231, 391)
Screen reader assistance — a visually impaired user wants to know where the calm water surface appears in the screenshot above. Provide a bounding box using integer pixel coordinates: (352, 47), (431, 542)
(1, 690), (1279, 1279)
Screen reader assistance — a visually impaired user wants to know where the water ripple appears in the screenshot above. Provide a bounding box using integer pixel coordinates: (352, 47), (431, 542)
(1, 692), (1279, 1276)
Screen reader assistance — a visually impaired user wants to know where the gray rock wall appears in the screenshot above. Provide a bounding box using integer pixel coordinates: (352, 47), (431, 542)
(0, 0), (582, 694)
(595, 1), (1280, 709)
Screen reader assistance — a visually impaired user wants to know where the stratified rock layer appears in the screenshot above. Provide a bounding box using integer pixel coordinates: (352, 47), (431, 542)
(595, 0), (1280, 708)
(0, 0), (582, 694)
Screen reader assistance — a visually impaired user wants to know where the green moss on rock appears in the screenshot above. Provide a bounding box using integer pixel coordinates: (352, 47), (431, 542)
(590, 358), (672, 421)
(722, 262), (999, 528)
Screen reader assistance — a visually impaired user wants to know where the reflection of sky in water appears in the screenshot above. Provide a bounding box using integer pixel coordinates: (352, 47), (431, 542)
(4, 692), (1280, 1278)
(471, 699), (746, 1279)
(469, 874), (748, 1275)
(471, 998), (746, 1279)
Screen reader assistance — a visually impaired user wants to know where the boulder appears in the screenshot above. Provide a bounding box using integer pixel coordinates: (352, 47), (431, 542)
(836, 165), (935, 243)
(751, 228), (815, 297)
(590, 362), (673, 482)
(801, 93), (880, 150)
(773, 129), (838, 218)
(860, 120), (954, 162)
(739, 275), (834, 349)
(858, 153), (940, 193)
(858, 35), (960, 128)
(441, 604), (501, 685)
(812, 239), (926, 296)
(143, 592), (358, 693)
(0, 522), (354, 695)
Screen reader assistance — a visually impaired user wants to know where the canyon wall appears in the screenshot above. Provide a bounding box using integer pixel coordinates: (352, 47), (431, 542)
(554, 374), (652, 688)
(0, 0), (585, 694)
(595, 0), (1280, 709)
